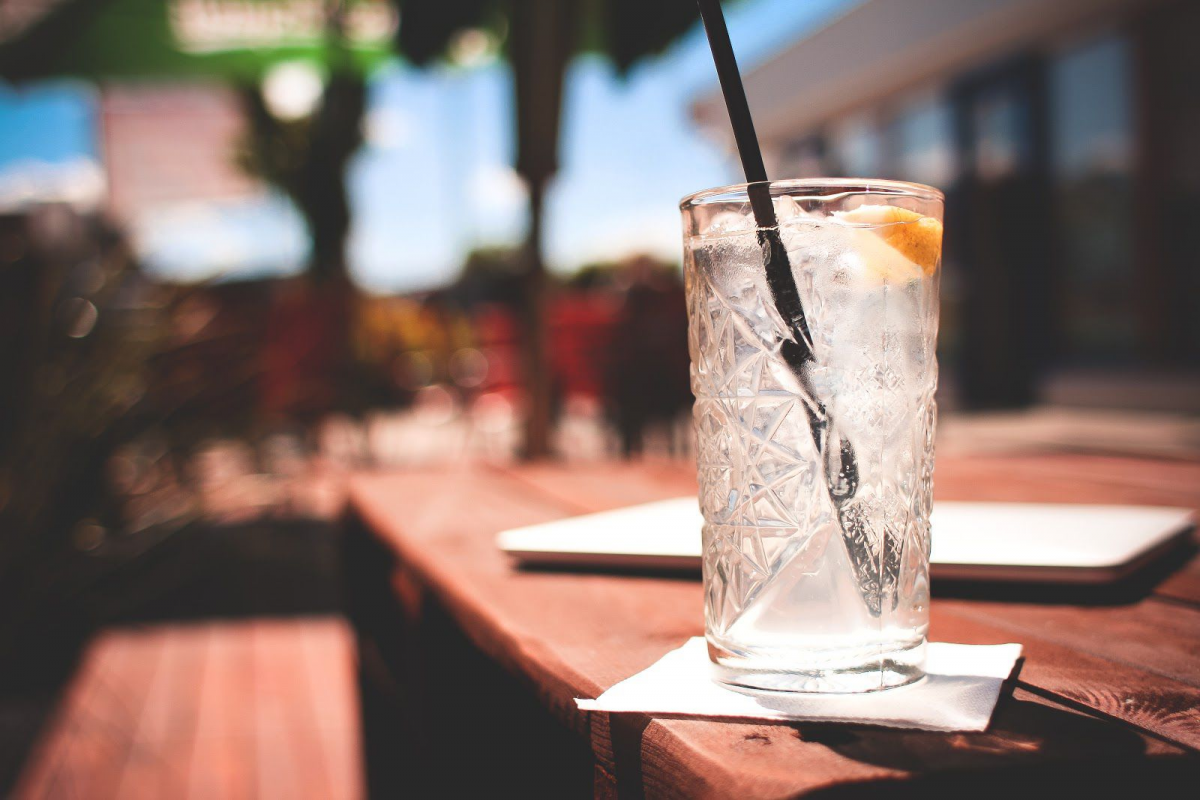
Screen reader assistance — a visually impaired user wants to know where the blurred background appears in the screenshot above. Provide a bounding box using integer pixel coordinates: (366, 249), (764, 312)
(0, 0), (1197, 795)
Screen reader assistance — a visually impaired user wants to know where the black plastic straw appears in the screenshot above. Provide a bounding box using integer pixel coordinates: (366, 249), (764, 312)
(696, 0), (858, 502)
(696, 0), (813, 365)
(696, 0), (768, 185)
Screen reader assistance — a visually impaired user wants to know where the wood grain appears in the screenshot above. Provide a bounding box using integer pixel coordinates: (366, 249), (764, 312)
(499, 459), (699, 515)
(15, 627), (166, 799)
(14, 618), (362, 800)
(188, 623), (257, 799)
(930, 605), (1200, 749)
(940, 599), (1200, 686)
(346, 454), (1200, 796)
(114, 628), (208, 798)
(1157, 562), (1200, 606)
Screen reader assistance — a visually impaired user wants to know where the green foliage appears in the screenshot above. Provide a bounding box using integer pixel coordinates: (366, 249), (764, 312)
(566, 260), (623, 288)
(460, 245), (525, 279)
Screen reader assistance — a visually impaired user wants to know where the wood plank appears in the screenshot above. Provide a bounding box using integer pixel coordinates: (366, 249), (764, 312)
(15, 619), (362, 800)
(253, 620), (319, 800)
(930, 605), (1200, 749)
(113, 626), (209, 799)
(155, 626), (212, 798)
(930, 454), (1200, 507)
(251, 617), (363, 800)
(937, 598), (1200, 689)
(15, 627), (167, 800)
(346, 462), (1200, 797)
(298, 620), (363, 800)
(499, 459), (698, 514)
(11, 646), (107, 799)
(185, 623), (258, 800)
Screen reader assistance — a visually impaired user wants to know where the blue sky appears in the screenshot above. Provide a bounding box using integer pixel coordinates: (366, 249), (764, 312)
(0, 83), (97, 161)
(0, 0), (857, 290)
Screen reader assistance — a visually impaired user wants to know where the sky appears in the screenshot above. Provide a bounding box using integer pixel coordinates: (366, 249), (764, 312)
(0, 0), (858, 291)
(0, 82), (104, 210)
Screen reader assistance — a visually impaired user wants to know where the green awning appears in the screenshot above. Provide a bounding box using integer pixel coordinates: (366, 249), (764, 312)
(0, 0), (395, 83)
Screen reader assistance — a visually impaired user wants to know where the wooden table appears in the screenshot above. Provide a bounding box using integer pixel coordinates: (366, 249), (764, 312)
(15, 618), (362, 799)
(342, 455), (1200, 798)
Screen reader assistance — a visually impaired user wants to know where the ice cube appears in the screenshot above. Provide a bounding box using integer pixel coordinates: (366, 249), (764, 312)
(773, 194), (803, 223)
(707, 210), (755, 236)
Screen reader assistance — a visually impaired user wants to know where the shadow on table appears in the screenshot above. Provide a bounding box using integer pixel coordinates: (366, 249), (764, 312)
(514, 561), (701, 583)
(800, 691), (1143, 770)
(801, 691), (1200, 796)
(932, 539), (1197, 606)
(604, 689), (1198, 798)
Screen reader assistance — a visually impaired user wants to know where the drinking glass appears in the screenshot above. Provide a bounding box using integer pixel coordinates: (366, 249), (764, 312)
(681, 179), (943, 692)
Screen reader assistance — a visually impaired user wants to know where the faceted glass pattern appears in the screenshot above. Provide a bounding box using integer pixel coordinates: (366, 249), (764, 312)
(682, 181), (941, 693)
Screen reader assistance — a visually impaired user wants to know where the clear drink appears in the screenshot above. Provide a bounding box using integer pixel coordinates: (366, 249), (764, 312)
(680, 179), (942, 693)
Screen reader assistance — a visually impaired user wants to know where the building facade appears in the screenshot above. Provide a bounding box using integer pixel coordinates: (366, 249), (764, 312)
(694, 0), (1199, 411)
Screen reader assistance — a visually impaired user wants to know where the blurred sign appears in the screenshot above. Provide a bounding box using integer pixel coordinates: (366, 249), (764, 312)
(169, 0), (396, 53)
(100, 84), (259, 219)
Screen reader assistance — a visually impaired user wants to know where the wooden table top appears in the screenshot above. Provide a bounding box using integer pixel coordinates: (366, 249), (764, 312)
(16, 618), (362, 800)
(346, 454), (1200, 797)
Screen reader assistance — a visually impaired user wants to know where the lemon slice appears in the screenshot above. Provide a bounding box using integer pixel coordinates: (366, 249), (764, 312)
(838, 205), (943, 276)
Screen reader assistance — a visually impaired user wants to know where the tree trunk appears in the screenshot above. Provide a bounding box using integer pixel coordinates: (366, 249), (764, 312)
(511, 0), (577, 460)
(299, 72), (364, 286)
(520, 179), (552, 458)
(240, 65), (364, 420)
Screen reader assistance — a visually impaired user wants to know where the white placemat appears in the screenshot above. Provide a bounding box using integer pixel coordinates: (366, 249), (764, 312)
(577, 638), (1023, 732)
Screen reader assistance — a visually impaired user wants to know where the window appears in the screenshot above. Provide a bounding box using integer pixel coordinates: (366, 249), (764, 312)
(776, 136), (825, 180)
(1049, 34), (1135, 361)
(889, 96), (956, 189)
(826, 114), (882, 178)
(973, 90), (1027, 181)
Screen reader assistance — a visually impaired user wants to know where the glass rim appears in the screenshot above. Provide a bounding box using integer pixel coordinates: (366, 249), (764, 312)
(679, 177), (945, 210)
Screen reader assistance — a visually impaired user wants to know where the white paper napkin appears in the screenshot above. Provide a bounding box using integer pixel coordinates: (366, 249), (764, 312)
(576, 638), (1023, 732)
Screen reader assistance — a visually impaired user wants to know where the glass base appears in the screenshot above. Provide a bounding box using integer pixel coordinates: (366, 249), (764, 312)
(707, 638), (926, 694)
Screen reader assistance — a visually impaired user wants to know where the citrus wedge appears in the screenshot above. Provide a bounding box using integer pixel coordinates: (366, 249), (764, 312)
(838, 205), (943, 276)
